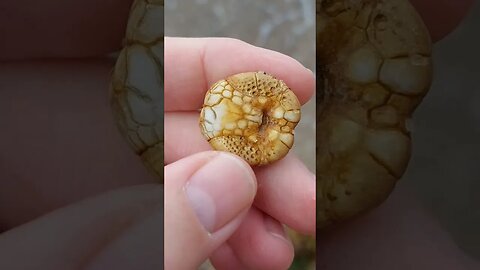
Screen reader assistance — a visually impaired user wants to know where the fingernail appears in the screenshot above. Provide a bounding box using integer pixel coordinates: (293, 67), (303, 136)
(264, 215), (288, 242)
(185, 153), (256, 233)
(305, 67), (314, 75)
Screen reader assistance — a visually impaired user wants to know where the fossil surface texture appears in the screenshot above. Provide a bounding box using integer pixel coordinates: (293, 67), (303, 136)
(200, 71), (301, 166)
(316, 0), (433, 228)
(110, 0), (164, 183)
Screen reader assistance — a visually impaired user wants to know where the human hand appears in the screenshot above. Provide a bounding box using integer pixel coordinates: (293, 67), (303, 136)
(164, 37), (316, 269)
(0, 0), (475, 269)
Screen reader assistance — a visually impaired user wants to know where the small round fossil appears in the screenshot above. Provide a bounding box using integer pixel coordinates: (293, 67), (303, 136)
(199, 71), (301, 165)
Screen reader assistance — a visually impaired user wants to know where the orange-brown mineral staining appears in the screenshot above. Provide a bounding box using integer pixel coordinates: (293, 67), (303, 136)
(199, 72), (301, 166)
(316, 0), (433, 228)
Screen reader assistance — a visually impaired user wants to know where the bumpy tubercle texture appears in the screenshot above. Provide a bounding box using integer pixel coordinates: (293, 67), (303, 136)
(110, 0), (164, 183)
(316, 0), (433, 229)
(199, 71), (301, 166)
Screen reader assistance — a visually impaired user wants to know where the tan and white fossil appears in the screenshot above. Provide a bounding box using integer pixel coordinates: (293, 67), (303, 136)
(110, 0), (164, 183)
(316, 0), (433, 228)
(199, 71), (301, 165)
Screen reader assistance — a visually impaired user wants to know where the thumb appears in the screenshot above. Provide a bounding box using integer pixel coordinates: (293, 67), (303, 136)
(164, 151), (257, 270)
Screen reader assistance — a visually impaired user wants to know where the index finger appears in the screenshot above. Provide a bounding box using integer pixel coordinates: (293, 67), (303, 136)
(164, 37), (315, 112)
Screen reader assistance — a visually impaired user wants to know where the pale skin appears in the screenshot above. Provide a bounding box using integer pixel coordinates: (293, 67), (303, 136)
(0, 0), (476, 270)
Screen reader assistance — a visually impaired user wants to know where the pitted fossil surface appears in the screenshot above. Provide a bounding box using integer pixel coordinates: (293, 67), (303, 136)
(199, 72), (301, 165)
(110, 0), (164, 183)
(317, 0), (432, 228)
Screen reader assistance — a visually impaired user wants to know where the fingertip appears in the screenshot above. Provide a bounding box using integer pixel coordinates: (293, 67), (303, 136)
(216, 151), (258, 192)
(165, 37), (315, 110)
(210, 243), (246, 270)
(254, 154), (316, 235)
(228, 208), (295, 270)
(164, 151), (257, 269)
(246, 44), (315, 104)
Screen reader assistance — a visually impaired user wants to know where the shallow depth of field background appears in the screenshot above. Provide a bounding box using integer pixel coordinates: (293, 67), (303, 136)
(404, 0), (480, 261)
(165, 0), (316, 269)
(165, 0), (480, 267)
